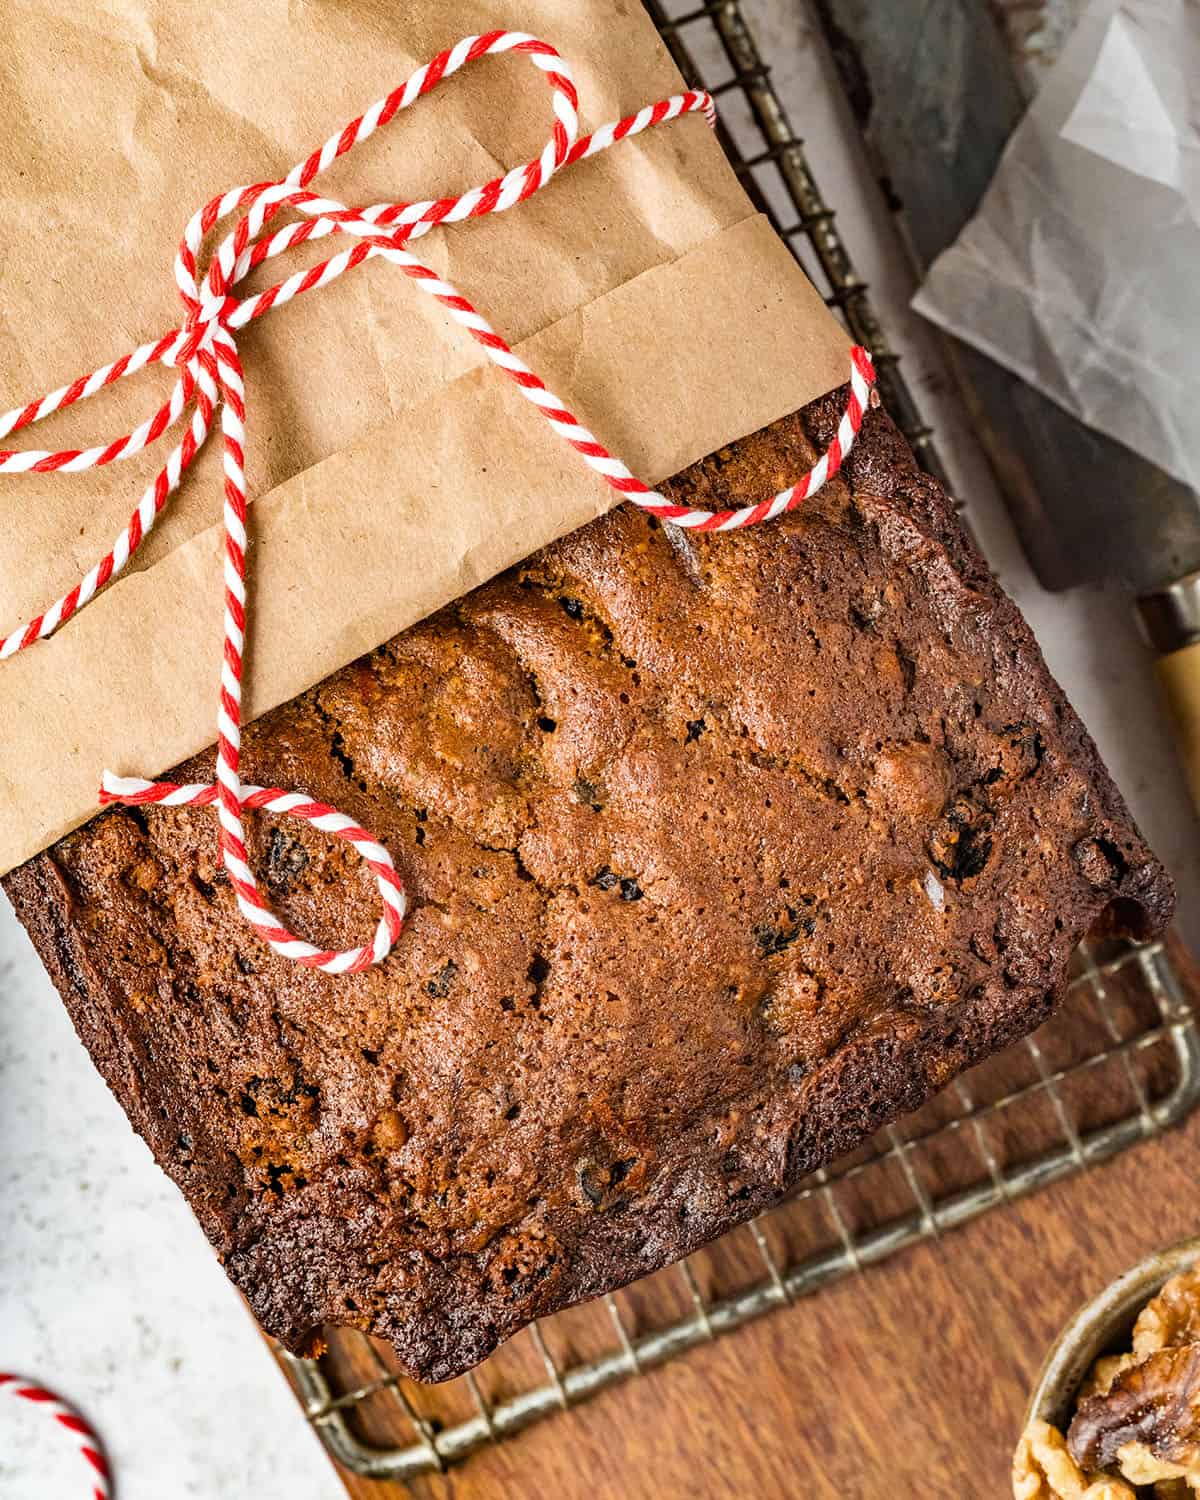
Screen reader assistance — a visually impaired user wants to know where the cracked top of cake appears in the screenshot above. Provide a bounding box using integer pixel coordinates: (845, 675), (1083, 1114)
(5, 391), (1173, 1381)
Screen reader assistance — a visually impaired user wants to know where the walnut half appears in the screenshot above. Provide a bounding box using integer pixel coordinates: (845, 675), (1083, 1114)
(1013, 1419), (1137, 1499)
(1134, 1272), (1200, 1360)
(1081, 1355), (1142, 1403)
(1068, 1346), (1200, 1481)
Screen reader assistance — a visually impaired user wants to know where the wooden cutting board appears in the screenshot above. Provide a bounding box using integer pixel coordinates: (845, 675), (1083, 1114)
(280, 939), (1200, 1499)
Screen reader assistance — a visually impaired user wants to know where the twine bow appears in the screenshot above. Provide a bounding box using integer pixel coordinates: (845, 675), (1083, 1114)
(0, 30), (877, 974)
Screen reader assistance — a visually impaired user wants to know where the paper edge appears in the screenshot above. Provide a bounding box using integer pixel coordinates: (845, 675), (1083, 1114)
(0, 214), (852, 872)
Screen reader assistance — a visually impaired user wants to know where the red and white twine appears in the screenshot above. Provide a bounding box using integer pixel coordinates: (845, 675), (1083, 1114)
(0, 1375), (110, 1500)
(0, 30), (877, 974)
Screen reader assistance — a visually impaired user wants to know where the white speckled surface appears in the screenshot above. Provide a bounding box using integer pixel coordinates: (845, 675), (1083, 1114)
(2, 4), (1197, 1496)
(0, 924), (343, 1500)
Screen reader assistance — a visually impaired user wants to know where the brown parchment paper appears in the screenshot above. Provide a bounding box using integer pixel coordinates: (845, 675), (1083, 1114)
(0, 0), (851, 873)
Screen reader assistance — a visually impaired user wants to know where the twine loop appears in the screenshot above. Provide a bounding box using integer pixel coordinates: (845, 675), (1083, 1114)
(0, 30), (876, 974)
(0, 1375), (110, 1500)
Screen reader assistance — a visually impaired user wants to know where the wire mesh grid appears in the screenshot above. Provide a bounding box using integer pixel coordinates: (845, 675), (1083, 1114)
(642, 0), (949, 491)
(278, 0), (1200, 1478)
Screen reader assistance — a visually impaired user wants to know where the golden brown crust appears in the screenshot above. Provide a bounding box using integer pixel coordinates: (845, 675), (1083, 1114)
(4, 395), (1173, 1380)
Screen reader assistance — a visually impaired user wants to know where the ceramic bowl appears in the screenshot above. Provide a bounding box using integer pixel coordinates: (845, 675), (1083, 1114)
(1025, 1234), (1200, 1433)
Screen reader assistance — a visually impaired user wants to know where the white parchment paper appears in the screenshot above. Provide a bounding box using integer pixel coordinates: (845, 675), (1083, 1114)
(913, 0), (1200, 492)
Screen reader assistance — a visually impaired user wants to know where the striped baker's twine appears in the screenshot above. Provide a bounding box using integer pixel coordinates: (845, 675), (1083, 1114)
(0, 30), (877, 974)
(0, 1375), (111, 1500)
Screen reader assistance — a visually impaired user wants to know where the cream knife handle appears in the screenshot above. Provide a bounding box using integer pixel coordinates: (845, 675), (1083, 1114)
(1156, 642), (1200, 816)
(1140, 573), (1200, 818)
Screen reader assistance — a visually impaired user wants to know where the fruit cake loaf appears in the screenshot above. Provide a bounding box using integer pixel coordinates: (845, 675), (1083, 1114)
(4, 388), (1173, 1381)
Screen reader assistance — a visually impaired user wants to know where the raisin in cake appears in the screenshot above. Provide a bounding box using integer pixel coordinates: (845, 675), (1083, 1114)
(4, 391), (1173, 1381)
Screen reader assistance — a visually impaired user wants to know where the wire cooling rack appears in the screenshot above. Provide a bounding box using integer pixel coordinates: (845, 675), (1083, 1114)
(281, 937), (1200, 1479)
(278, 0), (1200, 1478)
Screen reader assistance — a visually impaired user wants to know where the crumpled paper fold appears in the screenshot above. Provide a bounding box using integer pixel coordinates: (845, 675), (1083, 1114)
(913, 0), (1200, 495)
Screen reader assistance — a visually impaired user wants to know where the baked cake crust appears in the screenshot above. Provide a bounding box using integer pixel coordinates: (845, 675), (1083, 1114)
(5, 391), (1173, 1381)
